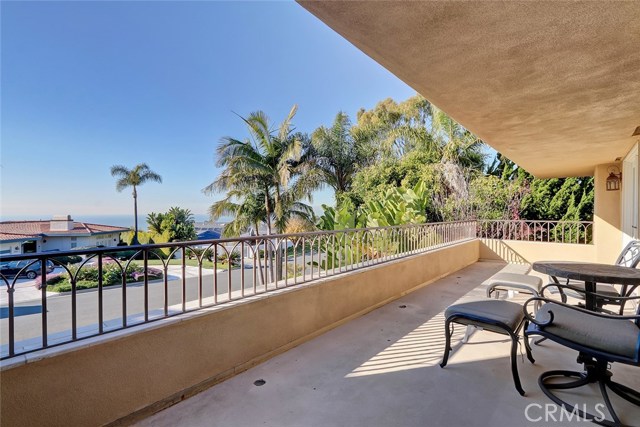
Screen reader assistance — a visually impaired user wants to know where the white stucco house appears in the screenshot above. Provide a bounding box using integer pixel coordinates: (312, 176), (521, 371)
(0, 215), (130, 255)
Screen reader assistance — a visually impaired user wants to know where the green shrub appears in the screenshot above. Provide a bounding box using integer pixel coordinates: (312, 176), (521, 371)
(186, 248), (202, 259)
(76, 280), (96, 290)
(74, 265), (100, 282)
(151, 231), (172, 258)
(52, 282), (72, 292)
(121, 230), (172, 259)
(106, 249), (139, 260)
(217, 251), (241, 265)
(51, 255), (82, 266)
(43, 261), (159, 292)
(186, 248), (214, 261)
(46, 275), (65, 286)
(103, 265), (123, 286)
(34, 273), (65, 290)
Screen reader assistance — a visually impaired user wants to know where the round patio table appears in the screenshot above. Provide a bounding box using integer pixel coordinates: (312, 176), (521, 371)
(530, 261), (640, 425)
(532, 261), (640, 311)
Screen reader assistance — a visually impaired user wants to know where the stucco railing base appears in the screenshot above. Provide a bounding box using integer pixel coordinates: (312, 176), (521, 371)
(479, 238), (596, 264)
(0, 240), (479, 427)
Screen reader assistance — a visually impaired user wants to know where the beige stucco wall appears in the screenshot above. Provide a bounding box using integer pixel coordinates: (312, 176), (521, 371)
(479, 239), (596, 264)
(0, 240), (479, 427)
(594, 163), (623, 263)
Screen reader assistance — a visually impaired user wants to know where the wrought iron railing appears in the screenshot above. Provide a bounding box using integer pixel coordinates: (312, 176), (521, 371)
(477, 220), (593, 244)
(0, 221), (475, 360)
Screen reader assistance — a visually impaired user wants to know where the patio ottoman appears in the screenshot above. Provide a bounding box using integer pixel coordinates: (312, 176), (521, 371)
(485, 273), (542, 297)
(485, 273), (543, 313)
(439, 299), (534, 396)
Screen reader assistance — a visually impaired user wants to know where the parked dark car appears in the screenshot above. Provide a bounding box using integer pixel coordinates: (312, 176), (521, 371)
(0, 260), (55, 279)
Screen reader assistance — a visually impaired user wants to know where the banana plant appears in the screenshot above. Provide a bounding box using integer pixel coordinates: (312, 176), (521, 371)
(316, 180), (430, 270)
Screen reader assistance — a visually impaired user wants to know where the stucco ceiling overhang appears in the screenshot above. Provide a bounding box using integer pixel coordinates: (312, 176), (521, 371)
(298, 1), (640, 178)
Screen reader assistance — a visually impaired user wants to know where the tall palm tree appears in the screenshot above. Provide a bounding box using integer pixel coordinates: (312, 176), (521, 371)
(426, 106), (486, 220)
(204, 106), (320, 281)
(110, 163), (162, 245)
(355, 95), (434, 158)
(209, 190), (267, 237)
(203, 105), (319, 235)
(308, 112), (376, 204)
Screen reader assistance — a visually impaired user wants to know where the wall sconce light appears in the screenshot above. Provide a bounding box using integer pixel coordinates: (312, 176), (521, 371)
(606, 166), (621, 191)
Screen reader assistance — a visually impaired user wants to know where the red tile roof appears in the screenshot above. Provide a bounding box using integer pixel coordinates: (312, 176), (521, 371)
(0, 221), (130, 241)
(0, 232), (38, 242)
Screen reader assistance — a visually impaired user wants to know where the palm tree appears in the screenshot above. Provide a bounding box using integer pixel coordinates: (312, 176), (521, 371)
(308, 112), (376, 204)
(204, 105), (319, 281)
(146, 212), (164, 234)
(209, 189), (267, 237)
(430, 106), (485, 170)
(110, 163), (162, 245)
(355, 95), (434, 158)
(426, 106), (487, 220)
(203, 105), (319, 235)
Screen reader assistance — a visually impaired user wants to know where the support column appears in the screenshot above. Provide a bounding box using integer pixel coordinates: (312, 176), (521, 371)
(593, 163), (622, 263)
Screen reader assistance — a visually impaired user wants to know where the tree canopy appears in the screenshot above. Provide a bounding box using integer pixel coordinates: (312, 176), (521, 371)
(204, 105), (319, 236)
(321, 95), (593, 227)
(146, 207), (197, 242)
(207, 95), (594, 238)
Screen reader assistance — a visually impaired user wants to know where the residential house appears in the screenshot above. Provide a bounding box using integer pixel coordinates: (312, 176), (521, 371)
(0, 215), (130, 254)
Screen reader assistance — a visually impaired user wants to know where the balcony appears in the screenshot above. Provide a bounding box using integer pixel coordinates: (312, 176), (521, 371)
(135, 262), (640, 427)
(1, 220), (638, 426)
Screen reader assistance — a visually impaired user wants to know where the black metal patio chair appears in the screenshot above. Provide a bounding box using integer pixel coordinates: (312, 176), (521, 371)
(524, 290), (640, 427)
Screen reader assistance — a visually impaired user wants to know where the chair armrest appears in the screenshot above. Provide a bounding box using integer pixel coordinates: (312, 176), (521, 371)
(523, 296), (640, 328)
(540, 283), (640, 301)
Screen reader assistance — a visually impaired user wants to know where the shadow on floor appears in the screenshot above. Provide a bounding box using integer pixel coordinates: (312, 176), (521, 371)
(0, 305), (42, 319)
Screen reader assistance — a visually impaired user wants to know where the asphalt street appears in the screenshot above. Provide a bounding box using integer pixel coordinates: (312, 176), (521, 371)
(1, 255), (324, 354)
(1, 267), (258, 350)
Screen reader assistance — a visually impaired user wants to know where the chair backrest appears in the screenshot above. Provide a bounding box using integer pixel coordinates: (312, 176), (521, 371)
(615, 240), (640, 268)
(623, 242), (640, 326)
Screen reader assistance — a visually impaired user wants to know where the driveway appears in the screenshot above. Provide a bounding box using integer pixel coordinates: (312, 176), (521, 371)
(0, 267), (65, 304)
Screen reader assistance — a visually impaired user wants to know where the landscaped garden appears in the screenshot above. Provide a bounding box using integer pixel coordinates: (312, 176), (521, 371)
(96, 95), (593, 279)
(33, 249), (243, 293)
(35, 260), (164, 293)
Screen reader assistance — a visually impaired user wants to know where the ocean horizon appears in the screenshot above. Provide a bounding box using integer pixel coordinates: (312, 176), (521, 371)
(0, 214), (227, 230)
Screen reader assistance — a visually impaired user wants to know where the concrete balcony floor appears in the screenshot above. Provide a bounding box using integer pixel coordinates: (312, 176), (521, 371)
(135, 262), (640, 427)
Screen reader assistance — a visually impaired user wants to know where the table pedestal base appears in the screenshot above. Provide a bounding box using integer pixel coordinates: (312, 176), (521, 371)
(539, 360), (640, 427)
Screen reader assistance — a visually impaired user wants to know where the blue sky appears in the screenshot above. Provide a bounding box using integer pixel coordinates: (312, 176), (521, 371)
(1, 1), (415, 219)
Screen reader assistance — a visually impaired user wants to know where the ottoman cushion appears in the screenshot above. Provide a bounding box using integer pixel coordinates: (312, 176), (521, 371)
(486, 272), (543, 292)
(445, 299), (525, 334)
